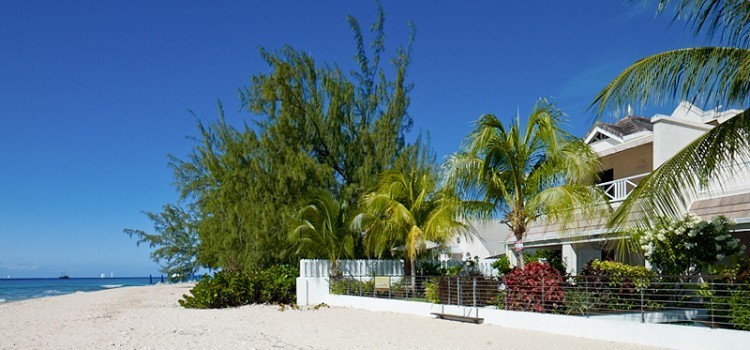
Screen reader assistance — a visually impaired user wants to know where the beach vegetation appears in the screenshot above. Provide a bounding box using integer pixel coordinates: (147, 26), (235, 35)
(592, 0), (750, 232)
(444, 99), (610, 268)
(288, 191), (357, 275)
(128, 3), (429, 273)
(353, 167), (468, 288)
(179, 265), (297, 308)
(123, 203), (202, 281)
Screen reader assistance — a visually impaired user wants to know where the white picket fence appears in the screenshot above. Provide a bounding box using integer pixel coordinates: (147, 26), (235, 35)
(299, 259), (499, 278)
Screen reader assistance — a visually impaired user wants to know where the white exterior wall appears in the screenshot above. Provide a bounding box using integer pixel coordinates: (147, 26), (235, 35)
(652, 116), (712, 168)
(561, 243), (601, 275)
(453, 233), (490, 260)
(599, 143), (652, 180)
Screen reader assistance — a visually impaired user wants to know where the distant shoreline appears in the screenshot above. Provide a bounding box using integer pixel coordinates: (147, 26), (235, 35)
(0, 277), (157, 304)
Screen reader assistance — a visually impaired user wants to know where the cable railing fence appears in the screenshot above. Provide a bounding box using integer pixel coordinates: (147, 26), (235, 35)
(329, 274), (750, 331)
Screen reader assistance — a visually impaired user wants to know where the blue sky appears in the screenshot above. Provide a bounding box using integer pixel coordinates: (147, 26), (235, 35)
(0, 1), (706, 277)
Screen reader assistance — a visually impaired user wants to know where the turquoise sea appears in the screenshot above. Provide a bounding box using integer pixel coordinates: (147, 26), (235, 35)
(0, 278), (154, 303)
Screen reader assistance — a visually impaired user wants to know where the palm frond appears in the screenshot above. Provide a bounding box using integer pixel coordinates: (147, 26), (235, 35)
(591, 47), (750, 116)
(654, 0), (750, 48)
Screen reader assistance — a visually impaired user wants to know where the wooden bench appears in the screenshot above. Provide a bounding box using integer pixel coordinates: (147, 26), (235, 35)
(431, 312), (484, 324)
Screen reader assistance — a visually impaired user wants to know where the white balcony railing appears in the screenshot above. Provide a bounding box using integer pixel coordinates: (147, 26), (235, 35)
(596, 173), (650, 202)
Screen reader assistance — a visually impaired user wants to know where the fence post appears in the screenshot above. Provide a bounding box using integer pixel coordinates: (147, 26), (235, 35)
(473, 277), (477, 307)
(457, 277), (462, 306)
(388, 276), (392, 299)
(448, 278), (451, 305)
(541, 277), (545, 313)
(504, 283), (509, 310)
(640, 288), (645, 323)
(710, 281), (715, 328)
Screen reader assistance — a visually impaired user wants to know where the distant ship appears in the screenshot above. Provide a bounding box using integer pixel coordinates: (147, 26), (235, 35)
(58, 272), (70, 279)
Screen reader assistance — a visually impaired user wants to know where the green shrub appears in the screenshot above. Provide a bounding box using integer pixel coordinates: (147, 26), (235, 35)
(424, 280), (440, 303)
(491, 256), (512, 276)
(565, 289), (595, 316)
(633, 215), (744, 276)
(729, 289), (750, 330)
(524, 249), (566, 275)
(504, 262), (565, 313)
(578, 260), (655, 312)
(179, 265), (297, 309)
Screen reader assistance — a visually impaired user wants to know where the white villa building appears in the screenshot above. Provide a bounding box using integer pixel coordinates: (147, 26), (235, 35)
(457, 102), (750, 274)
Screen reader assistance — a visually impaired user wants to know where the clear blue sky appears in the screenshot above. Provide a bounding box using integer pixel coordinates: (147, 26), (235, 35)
(0, 1), (706, 277)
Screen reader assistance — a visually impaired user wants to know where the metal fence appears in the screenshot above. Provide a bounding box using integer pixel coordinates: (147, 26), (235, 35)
(329, 274), (750, 331)
(300, 259), (498, 278)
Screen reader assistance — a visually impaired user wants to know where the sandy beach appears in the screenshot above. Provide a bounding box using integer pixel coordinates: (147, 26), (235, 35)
(0, 284), (664, 350)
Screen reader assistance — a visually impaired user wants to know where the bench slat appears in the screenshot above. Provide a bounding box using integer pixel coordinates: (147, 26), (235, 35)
(431, 312), (484, 324)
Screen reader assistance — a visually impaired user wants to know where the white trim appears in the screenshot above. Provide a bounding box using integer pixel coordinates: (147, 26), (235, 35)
(595, 133), (653, 157)
(584, 126), (624, 144)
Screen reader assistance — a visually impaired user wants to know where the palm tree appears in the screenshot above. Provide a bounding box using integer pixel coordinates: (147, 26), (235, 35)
(445, 99), (609, 269)
(353, 168), (467, 287)
(591, 0), (750, 229)
(289, 191), (356, 275)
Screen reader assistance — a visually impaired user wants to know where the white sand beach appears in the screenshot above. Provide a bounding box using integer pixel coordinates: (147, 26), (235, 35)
(0, 284), (664, 350)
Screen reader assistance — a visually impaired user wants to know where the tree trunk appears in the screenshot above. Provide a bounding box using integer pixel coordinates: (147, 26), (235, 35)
(410, 259), (416, 291)
(516, 248), (525, 270)
(404, 258), (416, 291)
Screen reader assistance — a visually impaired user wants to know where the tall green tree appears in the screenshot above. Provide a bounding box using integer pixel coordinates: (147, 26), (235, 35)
(128, 4), (427, 272)
(591, 0), (750, 229)
(353, 167), (467, 286)
(289, 191), (357, 274)
(445, 100), (609, 268)
(123, 203), (202, 280)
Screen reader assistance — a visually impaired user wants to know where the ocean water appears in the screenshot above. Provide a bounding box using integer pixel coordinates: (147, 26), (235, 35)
(0, 278), (153, 303)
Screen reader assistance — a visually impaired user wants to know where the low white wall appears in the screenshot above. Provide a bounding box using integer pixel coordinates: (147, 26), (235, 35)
(295, 277), (329, 306)
(312, 283), (750, 350)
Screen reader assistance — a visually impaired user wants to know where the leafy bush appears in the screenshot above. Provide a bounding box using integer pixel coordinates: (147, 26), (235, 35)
(491, 256), (512, 276)
(710, 259), (750, 330)
(424, 280), (440, 303)
(729, 289), (750, 330)
(565, 289), (595, 316)
(578, 260), (655, 311)
(524, 249), (566, 275)
(179, 265), (297, 308)
(503, 262), (565, 312)
(633, 215), (744, 276)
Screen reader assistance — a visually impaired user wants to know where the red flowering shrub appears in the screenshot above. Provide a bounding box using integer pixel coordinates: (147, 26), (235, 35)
(503, 262), (565, 312)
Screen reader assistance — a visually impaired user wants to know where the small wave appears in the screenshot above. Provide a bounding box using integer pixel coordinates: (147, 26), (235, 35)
(0, 298), (5, 303)
(100, 284), (124, 289)
(44, 290), (62, 295)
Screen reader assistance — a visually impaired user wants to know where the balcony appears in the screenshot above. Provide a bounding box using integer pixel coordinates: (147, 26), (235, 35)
(595, 173), (649, 202)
